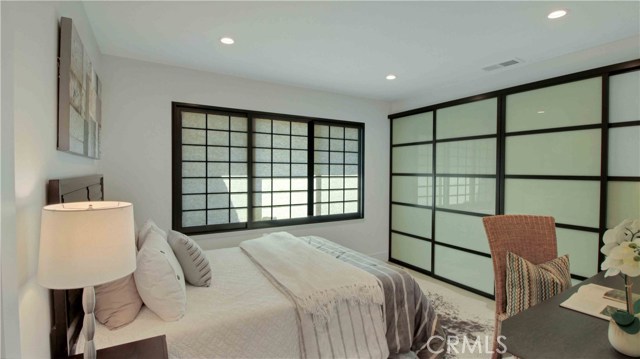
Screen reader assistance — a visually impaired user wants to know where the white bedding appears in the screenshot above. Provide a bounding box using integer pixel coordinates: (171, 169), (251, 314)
(78, 246), (388, 359)
(79, 247), (301, 358)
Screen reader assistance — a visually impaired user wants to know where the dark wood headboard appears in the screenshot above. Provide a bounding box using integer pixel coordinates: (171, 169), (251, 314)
(46, 174), (104, 359)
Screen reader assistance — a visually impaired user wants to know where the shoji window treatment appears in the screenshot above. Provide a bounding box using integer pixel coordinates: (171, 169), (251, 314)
(173, 103), (364, 234)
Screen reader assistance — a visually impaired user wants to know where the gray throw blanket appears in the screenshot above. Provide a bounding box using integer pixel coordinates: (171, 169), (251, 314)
(300, 236), (447, 359)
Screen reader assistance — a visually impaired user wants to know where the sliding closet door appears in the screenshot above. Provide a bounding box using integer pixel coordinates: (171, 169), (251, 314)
(389, 60), (640, 299)
(504, 78), (603, 281)
(608, 70), (640, 228)
(390, 112), (434, 272)
(433, 98), (497, 294)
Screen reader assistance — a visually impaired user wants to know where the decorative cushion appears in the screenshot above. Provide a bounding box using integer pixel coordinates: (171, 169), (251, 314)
(134, 229), (186, 321)
(94, 274), (143, 329)
(168, 230), (212, 287)
(137, 219), (167, 249)
(505, 252), (571, 317)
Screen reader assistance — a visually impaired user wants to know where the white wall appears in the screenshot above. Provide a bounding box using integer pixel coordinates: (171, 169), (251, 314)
(1, 3), (20, 357)
(100, 55), (391, 259)
(1, 2), (102, 358)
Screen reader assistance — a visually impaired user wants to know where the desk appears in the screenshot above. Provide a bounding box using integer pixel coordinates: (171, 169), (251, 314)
(501, 272), (640, 358)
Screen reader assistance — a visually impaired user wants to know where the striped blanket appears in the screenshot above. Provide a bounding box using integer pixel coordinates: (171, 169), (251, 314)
(300, 235), (447, 359)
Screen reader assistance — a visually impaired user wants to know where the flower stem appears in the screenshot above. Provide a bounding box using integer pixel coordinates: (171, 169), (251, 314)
(625, 275), (634, 315)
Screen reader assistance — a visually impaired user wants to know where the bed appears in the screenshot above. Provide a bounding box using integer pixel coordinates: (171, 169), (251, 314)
(47, 175), (445, 359)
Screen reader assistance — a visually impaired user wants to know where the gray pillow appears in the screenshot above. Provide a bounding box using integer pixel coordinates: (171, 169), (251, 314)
(167, 230), (212, 287)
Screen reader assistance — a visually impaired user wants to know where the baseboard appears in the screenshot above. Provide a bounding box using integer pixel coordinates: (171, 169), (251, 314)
(367, 251), (388, 261)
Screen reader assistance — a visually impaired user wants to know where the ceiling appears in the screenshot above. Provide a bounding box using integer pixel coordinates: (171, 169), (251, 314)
(83, 1), (640, 102)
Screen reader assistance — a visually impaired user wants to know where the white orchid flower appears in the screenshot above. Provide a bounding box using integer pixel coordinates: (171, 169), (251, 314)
(601, 219), (640, 277)
(601, 219), (640, 256)
(601, 255), (622, 277)
(620, 238), (640, 277)
(603, 239), (640, 277)
(602, 229), (622, 256)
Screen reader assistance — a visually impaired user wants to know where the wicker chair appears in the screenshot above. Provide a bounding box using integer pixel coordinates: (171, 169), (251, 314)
(482, 215), (558, 359)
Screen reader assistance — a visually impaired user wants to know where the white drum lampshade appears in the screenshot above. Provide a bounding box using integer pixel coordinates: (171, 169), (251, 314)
(38, 201), (136, 359)
(38, 201), (136, 289)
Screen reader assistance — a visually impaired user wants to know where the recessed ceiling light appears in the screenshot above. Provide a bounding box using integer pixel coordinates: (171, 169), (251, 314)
(537, 110), (545, 114)
(547, 9), (567, 19)
(220, 37), (235, 45)
(386, 74), (397, 80)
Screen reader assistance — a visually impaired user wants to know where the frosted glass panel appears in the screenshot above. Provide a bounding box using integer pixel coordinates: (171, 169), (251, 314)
(607, 181), (640, 228)
(273, 120), (290, 134)
(435, 212), (490, 254)
(183, 146), (205, 161)
(183, 163), (205, 177)
(392, 145), (432, 174)
(230, 116), (248, 131)
(392, 176), (432, 206)
(435, 177), (496, 214)
(183, 179), (205, 194)
(436, 139), (496, 175)
(391, 233), (431, 271)
(610, 70), (640, 123)
(391, 205), (432, 238)
(182, 129), (206, 145)
(392, 112), (433, 144)
(183, 195), (205, 210)
(506, 129), (601, 176)
(434, 245), (494, 293)
(208, 115), (229, 130)
(437, 98), (497, 139)
(505, 179), (600, 228)
(556, 228), (599, 278)
(182, 112), (205, 128)
(609, 126), (640, 176)
(183, 211), (205, 227)
(506, 78), (602, 132)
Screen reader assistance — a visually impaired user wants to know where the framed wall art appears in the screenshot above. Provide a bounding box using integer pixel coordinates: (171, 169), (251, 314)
(57, 17), (101, 159)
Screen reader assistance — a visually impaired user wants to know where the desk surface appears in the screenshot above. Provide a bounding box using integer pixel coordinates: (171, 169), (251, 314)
(501, 272), (640, 359)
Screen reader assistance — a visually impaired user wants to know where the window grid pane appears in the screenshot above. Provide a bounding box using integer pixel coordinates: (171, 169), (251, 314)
(180, 111), (248, 227)
(253, 119), (309, 221)
(314, 124), (360, 216)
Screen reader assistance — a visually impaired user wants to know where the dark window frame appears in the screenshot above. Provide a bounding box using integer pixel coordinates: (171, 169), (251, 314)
(172, 102), (365, 235)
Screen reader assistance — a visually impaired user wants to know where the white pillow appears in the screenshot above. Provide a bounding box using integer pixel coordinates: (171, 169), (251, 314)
(134, 229), (186, 321)
(137, 219), (167, 249)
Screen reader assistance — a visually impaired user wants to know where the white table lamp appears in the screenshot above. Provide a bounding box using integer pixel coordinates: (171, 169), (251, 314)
(38, 201), (136, 359)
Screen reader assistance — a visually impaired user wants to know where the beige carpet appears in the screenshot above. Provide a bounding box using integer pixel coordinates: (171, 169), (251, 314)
(399, 266), (497, 359)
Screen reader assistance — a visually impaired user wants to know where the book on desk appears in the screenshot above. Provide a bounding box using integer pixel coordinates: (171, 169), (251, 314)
(560, 284), (639, 320)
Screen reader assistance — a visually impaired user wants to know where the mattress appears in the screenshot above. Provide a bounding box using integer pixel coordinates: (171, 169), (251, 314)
(78, 247), (301, 358)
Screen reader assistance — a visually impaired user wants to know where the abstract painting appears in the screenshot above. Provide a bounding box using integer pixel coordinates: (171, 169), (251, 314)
(57, 17), (101, 159)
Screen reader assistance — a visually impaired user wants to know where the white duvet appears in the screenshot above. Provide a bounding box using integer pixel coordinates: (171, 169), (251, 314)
(78, 246), (388, 358)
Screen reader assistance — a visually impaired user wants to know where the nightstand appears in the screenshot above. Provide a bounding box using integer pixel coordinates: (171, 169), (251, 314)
(69, 335), (168, 359)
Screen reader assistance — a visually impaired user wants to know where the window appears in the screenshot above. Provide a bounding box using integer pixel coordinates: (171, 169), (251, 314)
(172, 103), (364, 234)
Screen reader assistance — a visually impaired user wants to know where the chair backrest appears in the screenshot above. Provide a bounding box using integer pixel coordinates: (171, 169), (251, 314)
(482, 215), (558, 315)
